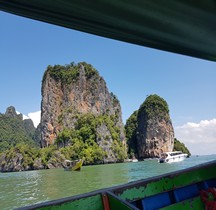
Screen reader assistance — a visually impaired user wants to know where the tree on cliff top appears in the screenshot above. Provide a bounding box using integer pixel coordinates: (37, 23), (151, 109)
(138, 94), (169, 120)
(42, 62), (99, 86)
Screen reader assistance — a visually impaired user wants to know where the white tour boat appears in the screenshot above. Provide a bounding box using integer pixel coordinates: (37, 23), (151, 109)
(158, 151), (188, 163)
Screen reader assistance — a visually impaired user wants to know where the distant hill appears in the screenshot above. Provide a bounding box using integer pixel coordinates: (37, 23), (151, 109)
(0, 106), (38, 152)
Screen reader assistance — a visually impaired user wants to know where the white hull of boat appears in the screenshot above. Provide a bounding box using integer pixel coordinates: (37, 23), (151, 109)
(159, 151), (188, 163)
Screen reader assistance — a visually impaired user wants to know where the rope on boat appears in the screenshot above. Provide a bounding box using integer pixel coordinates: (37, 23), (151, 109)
(200, 188), (216, 210)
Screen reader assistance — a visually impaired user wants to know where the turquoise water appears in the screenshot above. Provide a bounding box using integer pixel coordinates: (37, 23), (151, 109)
(0, 155), (215, 209)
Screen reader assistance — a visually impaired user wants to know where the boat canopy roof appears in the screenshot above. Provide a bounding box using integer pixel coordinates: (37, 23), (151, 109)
(1, 0), (216, 61)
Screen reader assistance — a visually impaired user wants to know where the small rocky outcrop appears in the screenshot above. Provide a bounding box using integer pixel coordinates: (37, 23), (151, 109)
(0, 147), (67, 172)
(0, 153), (25, 172)
(32, 158), (45, 170)
(46, 151), (66, 169)
(5, 106), (22, 120)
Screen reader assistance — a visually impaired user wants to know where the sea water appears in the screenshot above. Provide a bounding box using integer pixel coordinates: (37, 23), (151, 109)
(0, 154), (215, 209)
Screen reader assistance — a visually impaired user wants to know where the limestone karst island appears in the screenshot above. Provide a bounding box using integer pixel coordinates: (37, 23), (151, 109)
(0, 62), (190, 172)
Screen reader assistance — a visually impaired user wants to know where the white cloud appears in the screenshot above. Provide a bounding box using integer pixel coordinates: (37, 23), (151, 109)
(174, 119), (216, 155)
(28, 111), (41, 128)
(22, 114), (29, 120)
(16, 111), (29, 120)
(17, 110), (41, 127)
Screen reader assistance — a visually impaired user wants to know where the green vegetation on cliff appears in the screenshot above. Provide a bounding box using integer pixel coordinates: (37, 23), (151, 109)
(125, 111), (138, 158)
(43, 62), (99, 85)
(139, 94), (169, 120)
(0, 144), (64, 171)
(174, 138), (191, 156)
(0, 112), (127, 171)
(56, 113), (127, 164)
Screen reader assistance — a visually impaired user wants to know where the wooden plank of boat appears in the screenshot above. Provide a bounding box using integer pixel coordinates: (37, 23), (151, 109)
(16, 160), (216, 210)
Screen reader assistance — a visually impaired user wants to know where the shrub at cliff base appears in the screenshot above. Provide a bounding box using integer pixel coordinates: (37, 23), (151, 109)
(0, 144), (66, 172)
(56, 113), (127, 164)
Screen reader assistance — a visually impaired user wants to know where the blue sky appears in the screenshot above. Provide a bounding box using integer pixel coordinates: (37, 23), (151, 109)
(1, 11), (216, 155)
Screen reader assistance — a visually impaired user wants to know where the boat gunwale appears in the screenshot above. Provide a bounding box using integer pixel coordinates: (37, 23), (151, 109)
(113, 160), (216, 187)
(112, 160), (216, 199)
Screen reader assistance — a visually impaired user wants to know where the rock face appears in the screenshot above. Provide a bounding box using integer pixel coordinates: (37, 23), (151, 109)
(137, 95), (174, 158)
(137, 116), (174, 159)
(41, 62), (126, 161)
(0, 153), (25, 172)
(126, 95), (174, 159)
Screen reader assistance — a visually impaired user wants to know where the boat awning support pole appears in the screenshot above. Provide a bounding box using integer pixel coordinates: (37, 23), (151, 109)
(102, 193), (110, 210)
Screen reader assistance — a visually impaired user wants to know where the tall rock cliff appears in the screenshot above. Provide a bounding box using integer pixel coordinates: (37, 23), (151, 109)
(125, 95), (174, 159)
(41, 62), (126, 162)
